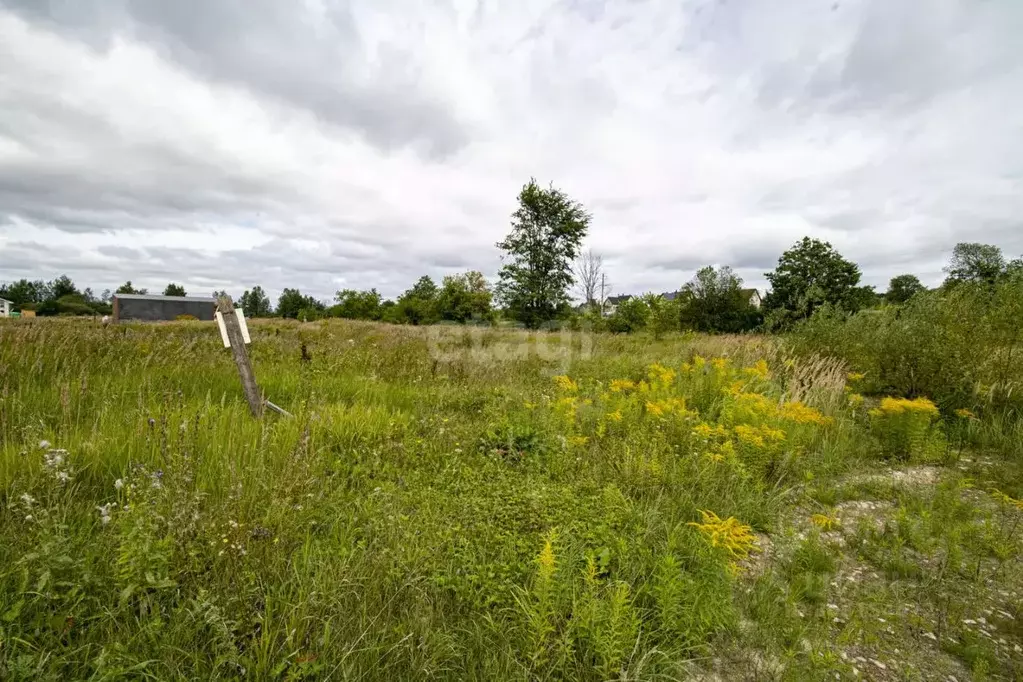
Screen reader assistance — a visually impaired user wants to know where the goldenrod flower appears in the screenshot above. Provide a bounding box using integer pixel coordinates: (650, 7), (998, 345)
(780, 401), (832, 425)
(688, 510), (757, 561)
(553, 375), (579, 392)
(610, 379), (636, 393)
(743, 360), (770, 379)
(734, 424), (766, 448)
(810, 514), (839, 531)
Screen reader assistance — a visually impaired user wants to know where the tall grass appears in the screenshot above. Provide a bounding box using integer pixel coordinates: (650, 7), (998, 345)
(0, 316), (1019, 679)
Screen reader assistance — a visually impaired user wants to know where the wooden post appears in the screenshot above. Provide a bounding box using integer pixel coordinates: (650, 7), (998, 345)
(217, 296), (263, 417)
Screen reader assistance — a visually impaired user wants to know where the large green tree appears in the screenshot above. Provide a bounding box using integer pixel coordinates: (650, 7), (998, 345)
(396, 276), (440, 325)
(495, 179), (590, 329)
(886, 274), (926, 303)
(0, 279), (49, 308)
(679, 266), (761, 333)
(277, 288), (322, 319)
(116, 281), (148, 295)
(332, 288), (383, 320)
(943, 242), (1005, 286)
(48, 275), (79, 300)
(763, 237), (862, 325)
(436, 271), (494, 323)
(163, 283), (187, 297)
(239, 286), (273, 317)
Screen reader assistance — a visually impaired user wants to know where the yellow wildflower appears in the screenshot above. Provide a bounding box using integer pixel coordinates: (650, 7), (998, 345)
(848, 393), (865, 408)
(645, 401), (665, 417)
(553, 375), (579, 392)
(704, 452), (725, 463)
(955, 408), (977, 420)
(537, 531), (558, 582)
(610, 379), (636, 393)
(733, 392), (776, 416)
(846, 372), (866, 382)
(647, 363), (676, 387)
(607, 410), (623, 422)
(569, 435), (589, 448)
(692, 356), (707, 370)
(743, 359), (770, 379)
(734, 424), (766, 448)
(693, 422), (715, 439)
(810, 514), (839, 531)
(726, 380), (746, 396)
(878, 397), (939, 417)
(990, 489), (1023, 511)
(710, 357), (730, 372)
(779, 401), (832, 425)
(688, 510), (757, 560)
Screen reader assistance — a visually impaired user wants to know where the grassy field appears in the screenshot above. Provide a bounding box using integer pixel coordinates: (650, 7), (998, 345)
(1, 318), (1022, 680)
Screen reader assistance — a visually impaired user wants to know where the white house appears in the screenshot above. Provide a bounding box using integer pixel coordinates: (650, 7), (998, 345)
(742, 289), (763, 309)
(0, 298), (12, 317)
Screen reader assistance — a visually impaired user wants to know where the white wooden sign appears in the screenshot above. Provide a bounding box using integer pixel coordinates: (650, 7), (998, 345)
(216, 309), (251, 348)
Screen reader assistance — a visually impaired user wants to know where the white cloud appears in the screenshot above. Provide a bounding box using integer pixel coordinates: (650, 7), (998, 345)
(1, 0), (1021, 303)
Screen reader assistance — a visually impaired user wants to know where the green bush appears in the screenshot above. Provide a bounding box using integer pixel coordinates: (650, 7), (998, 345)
(790, 279), (1023, 414)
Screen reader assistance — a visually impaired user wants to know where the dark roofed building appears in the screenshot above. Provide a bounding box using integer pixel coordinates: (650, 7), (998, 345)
(112, 294), (216, 322)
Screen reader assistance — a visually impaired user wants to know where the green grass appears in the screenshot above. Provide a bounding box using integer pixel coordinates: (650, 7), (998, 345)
(1, 317), (1022, 680)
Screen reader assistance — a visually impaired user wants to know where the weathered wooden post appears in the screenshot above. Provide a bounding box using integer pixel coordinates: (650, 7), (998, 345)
(216, 296), (263, 417)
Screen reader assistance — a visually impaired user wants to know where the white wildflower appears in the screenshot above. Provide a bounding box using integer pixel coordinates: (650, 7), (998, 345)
(114, 478), (124, 490)
(39, 440), (51, 450)
(20, 492), (35, 507)
(96, 502), (116, 525)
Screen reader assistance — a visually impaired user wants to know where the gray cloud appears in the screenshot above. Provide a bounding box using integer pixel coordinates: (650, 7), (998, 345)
(1, 0), (470, 156)
(2, 0), (1022, 303)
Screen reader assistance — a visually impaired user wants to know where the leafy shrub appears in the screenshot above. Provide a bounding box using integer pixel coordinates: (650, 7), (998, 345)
(790, 279), (1023, 414)
(606, 297), (649, 333)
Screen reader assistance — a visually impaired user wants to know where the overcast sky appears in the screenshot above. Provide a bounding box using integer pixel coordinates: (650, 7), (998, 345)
(1, 0), (1021, 302)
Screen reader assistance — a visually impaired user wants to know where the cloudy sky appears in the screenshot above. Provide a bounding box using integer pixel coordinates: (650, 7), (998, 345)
(1, 0), (1021, 302)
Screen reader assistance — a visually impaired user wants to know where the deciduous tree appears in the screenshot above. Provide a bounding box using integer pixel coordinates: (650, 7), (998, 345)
(332, 288), (382, 320)
(437, 271), (494, 323)
(763, 237), (861, 326)
(277, 288), (322, 319)
(886, 274), (926, 304)
(496, 179), (590, 328)
(396, 276), (440, 325)
(116, 281), (148, 295)
(943, 242), (1006, 286)
(679, 266), (761, 333)
(239, 286), (273, 317)
(163, 283), (187, 297)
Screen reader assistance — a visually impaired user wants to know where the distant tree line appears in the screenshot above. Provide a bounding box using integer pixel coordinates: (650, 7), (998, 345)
(4, 178), (1019, 331)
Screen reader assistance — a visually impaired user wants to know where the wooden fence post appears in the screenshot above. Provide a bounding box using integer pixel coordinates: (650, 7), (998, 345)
(217, 296), (264, 417)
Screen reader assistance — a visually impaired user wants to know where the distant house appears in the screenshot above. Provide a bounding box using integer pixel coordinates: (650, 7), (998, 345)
(602, 295), (632, 316)
(741, 289), (763, 309)
(112, 294), (216, 322)
(0, 298), (11, 317)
